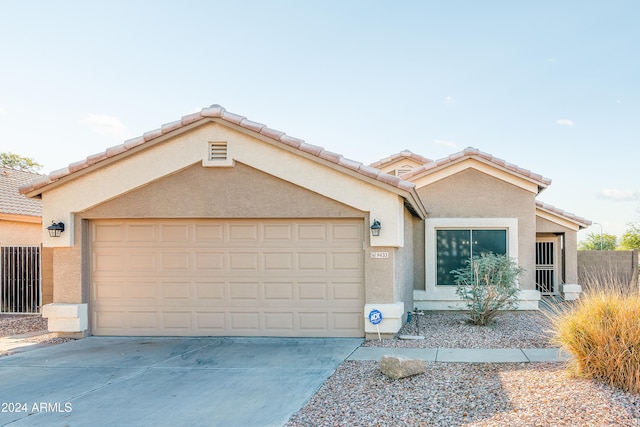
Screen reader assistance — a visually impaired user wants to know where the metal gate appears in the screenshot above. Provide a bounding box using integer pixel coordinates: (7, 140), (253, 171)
(0, 246), (41, 314)
(535, 241), (555, 295)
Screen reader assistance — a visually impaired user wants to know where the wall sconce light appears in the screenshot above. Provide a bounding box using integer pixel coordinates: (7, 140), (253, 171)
(370, 219), (381, 237)
(47, 221), (65, 238)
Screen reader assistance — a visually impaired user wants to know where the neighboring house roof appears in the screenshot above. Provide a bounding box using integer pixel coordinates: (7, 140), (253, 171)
(0, 166), (42, 218)
(369, 150), (432, 169)
(401, 147), (552, 193)
(536, 200), (592, 230)
(19, 105), (426, 217)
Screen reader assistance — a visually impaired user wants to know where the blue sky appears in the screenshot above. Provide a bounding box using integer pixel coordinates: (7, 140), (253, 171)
(1, 1), (638, 241)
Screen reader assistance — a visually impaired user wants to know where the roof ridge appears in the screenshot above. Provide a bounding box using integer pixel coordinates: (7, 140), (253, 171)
(19, 105), (416, 195)
(369, 149), (433, 169)
(400, 146), (552, 187)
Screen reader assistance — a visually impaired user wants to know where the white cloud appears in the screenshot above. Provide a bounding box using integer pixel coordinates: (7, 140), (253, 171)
(434, 139), (458, 148)
(546, 58), (556, 63)
(598, 188), (640, 201)
(79, 114), (130, 139)
(443, 96), (455, 107)
(556, 119), (574, 127)
(0, 107), (6, 115)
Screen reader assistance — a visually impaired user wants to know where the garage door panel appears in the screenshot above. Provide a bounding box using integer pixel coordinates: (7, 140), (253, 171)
(128, 224), (156, 242)
(264, 224), (292, 240)
(195, 282), (225, 300)
(196, 312), (226, 330)
(195, 253), (224, 270)
(92, 219), (364, 337)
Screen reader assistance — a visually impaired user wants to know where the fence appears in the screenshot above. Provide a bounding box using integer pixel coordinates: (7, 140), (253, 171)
(577, 250), (639, 291)
(0, 246), (41, 314)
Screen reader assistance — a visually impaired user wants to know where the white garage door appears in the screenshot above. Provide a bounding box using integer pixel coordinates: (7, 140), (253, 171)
(91, 219), (365, 337)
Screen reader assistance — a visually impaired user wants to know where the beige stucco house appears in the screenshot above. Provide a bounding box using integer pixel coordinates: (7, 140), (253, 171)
(1, 166), (53, 311)
(20, 105), (590, 338)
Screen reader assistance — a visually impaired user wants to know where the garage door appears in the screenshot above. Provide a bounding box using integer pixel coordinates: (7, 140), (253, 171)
(91, 219), (365, 337)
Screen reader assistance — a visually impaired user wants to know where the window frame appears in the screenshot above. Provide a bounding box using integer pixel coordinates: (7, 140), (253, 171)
(426, 218), (518, 288)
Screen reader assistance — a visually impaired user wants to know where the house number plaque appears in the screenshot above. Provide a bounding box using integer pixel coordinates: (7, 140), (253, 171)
(370, 251), (389, 259)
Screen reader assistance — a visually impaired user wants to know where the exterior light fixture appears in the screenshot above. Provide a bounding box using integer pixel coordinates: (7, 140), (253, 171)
(47, 221), (65, 238)
(370, 219), (381, 237)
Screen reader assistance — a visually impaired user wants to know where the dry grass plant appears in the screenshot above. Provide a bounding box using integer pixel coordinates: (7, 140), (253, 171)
(547, 270), (640, 393)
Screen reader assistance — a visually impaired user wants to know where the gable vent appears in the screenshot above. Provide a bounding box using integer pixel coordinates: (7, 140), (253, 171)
(209, 141), (228, 161)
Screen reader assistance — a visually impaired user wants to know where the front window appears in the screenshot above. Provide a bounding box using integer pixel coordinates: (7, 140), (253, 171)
(436, 229), (507, 285)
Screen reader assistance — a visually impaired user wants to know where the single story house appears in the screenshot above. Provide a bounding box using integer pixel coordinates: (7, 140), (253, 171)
(20, 105), (590, 338)
(1, 166), (52, 312)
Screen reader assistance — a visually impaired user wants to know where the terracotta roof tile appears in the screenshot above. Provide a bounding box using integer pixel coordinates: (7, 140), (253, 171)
(239, 118), (265, 133)
(220, 110), (245, 125)
(19, 105), (418, 198)
(536, 200), (591, 228)
(181, 112), (201, 126)
(279, 135), (303, 148)
(318, 149), (342, 163)
(356, 164), (381, 180)
(123, 136), (145, 150)
(161, 120), (183, 134)
(337, 157), (361, 171)
(401, 146), (553, 188)
(298, 142), (324, 156)
(370, 149), (432, 168)
(201, 105), (224, 118)
(259, 127), (285, 140)
(0, 166), (43, 217)
(106, 144), (128, 158)
(143, 128), (163, 142)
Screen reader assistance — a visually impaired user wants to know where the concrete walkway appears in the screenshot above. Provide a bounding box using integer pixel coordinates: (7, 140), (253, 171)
(0, 330), (52, 355)
(348, 346), (571, 363)
(2, 333), (571, 363)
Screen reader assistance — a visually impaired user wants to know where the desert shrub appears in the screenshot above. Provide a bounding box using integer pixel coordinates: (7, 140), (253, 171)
(452, 253), (523, 326)
(549, 277), (640, 393)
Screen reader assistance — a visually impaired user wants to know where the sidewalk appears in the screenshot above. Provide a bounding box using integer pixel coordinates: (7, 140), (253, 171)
(0, 330), (51, 355)
(348, 347), (571, 363)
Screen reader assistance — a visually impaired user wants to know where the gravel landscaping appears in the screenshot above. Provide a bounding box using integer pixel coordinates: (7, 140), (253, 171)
(363, 311), (554, 349)
(286, 311), (640, 427)
(0, 314), (72, 356)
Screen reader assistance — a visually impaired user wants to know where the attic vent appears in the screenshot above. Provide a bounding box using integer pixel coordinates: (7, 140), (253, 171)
(209, 141), (228, 161)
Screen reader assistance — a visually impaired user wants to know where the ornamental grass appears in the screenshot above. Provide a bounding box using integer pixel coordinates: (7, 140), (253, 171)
(549, 272), (640, 393)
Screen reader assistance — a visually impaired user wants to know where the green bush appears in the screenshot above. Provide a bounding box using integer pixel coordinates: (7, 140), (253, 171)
(452, 253), (523, 325)
(548, 277), (640, 393)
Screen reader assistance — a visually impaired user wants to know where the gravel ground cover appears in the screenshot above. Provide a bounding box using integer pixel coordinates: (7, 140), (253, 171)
(286, 361), (640, 427)
(287, 311), (640, 426)
(363, 311), (555, 349)
(0, 314), (72, 356)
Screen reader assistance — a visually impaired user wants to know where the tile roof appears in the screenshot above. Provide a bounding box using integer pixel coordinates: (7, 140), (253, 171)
(19, 105), (416, 195)
(536, 200), (592, 228)
(401, 147), (553, 189)
(0, 166), (42, 217)
(369, 150), (433, 169)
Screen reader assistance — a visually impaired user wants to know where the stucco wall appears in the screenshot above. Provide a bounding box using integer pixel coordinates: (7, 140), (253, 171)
(0, 220), (41, 246)
(416, 168), (537, 290)
(81, 162), (364, 219)
(40, 121), (407, 248)
(393, 209), (419, 314)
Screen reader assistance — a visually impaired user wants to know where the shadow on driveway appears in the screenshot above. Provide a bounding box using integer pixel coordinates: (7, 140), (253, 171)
(0, 337), (362, 426)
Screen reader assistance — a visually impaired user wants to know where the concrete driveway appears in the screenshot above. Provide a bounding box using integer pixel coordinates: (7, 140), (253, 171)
(0, 336), (362, 426)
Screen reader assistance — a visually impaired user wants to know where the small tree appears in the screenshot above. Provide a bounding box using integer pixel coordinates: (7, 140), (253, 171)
(578, 232), (618, 250)
(620, 224), (640, 250)
(452, 253), (523, 326)
(0, 152), (42, 172)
